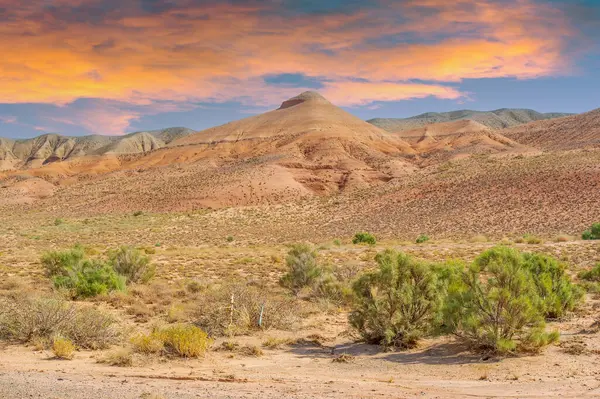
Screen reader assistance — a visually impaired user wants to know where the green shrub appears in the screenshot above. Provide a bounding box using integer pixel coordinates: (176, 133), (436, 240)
(442, 247), (559, 355)
(523, 253), (583, 319)
(352, 232), (376, 245)
(415, 234), (430, 244)
(579, 263), (600, 282)
(226, 235), (234, 242)
(41, 246), (86, 278)
(53, 259), (126, 299)
(109, 246), (155, 284)
(582, 223), (600, 240)
(280, 244), (322, 294)
(349, 250), (445, 349)
(54, 218), (65, 226)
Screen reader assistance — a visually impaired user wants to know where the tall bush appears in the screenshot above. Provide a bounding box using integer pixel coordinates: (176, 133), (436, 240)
(349, 250), (444, 349)
(442, 247), (559, 355)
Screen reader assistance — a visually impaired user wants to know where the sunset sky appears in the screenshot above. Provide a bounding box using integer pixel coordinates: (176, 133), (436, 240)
(0, 0), (599, 138)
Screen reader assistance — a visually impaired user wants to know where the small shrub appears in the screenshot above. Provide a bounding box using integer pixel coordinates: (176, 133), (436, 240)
(54, 218), (65, 226)
(52, 335), (75, 359)
(109, 246), (155, 284)
(415, 234), (430, 244)
(132, 325), (212, 358)
(352, 232), (376, 245)
(226, 236), (234, 242)
(582, 223), (600, 240)
(280, 244), (321, 294)
(442, 247), (560, 355)
(579, 263), (600, 282)
(133, 211), (144, 217)
(349, 250), (445, 349)
(333, 239), (342, 246)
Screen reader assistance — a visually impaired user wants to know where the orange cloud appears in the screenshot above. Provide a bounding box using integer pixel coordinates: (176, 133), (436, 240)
(0, 0), (578, 112)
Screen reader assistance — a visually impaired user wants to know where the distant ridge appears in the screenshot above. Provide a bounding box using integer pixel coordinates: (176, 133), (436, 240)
(0, 127), (194, 170)
(368, 109), (573, 132)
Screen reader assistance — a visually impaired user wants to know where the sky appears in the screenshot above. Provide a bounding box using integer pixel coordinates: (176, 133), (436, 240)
(0, 0), (599, 138)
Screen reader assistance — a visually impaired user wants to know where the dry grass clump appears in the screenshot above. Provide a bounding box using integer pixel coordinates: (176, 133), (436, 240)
(52, 335), (75, 359)
(555, 234), (574, 243)
(239, 344), (264, 357)
(98, 347), (134, 367)
(470, 235), (488, 243)
(332, 353), (355, 363)
(131, 324), (212, 358)
(193, 283), (299, 336)
(262, 336), (295, 349)
(0, 295), (119, 349)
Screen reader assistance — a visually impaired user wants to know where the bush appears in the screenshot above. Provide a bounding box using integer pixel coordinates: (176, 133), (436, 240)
(415, 234), (430, 244)
(109, 246), (155, 284)
(52, 259), (126, 299)
(42, 246), (153, 298)
(132, 325), (212, 358)
(280, 244), (322, 294)
(349, 250), (445, 349)
(352, 232), (376, 245)
(193, 283), (298, 336)
(523, 253), (583, 319)
(582, 223), (600, 240)
(0, 296), (119, 349)
(41, 246), (86, 278)
(579, 263), (600, 282)
(442, 247), (560, 355)
(52, 335), (75, 359)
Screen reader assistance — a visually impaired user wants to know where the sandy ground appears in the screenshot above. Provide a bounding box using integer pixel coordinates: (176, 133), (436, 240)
(2, 307), (600, 399)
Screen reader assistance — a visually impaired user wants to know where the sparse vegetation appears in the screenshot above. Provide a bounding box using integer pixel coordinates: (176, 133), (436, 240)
(349, 250), (446, 349)
(442, 247), (560, 355)
(133, 211), (144, 217)
(582, 223), (600, 240)
(352, 232), (376, 245)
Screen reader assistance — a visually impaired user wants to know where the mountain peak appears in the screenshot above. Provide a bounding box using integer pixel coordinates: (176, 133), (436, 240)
(278, 91), (331, 110)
